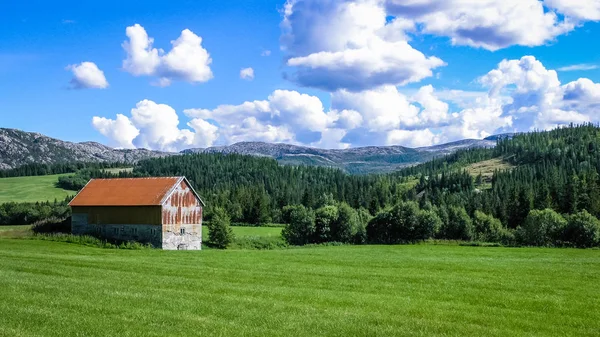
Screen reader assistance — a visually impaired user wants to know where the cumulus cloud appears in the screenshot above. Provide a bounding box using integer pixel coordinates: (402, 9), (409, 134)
(122, 24), (213, 86)
(281, 0), (444, 92)
(479, 55), (598, 130)
(93, 57), (600, 150)
(240, 67), (254, 80)
(66, 62), (109, 89)
(385, 0), (575, 51)
(544, 0), (600, 21)
(261, 50), (271, 56)
(93, 100), (218, 151)
(92, 114), (139, 148)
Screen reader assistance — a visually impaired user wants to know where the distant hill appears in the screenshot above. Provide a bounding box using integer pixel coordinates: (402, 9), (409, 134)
(0, 128), (171, 170)
(184, 138), (497, 174)
(0, 127), (498, 173)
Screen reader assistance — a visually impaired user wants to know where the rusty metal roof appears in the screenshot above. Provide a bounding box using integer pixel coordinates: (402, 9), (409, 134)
(69, 177), (185, 207)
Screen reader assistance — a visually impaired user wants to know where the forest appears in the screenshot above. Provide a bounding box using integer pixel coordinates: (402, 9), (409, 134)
(2, 124), (600, 248)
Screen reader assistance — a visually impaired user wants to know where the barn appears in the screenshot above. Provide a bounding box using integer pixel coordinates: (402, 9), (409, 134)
(69, 176), (204, 250)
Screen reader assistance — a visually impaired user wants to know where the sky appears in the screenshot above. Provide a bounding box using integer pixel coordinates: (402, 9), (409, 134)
(1, 0), (599, 151)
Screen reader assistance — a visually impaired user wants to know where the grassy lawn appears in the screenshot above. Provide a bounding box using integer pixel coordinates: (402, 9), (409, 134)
(101, 167), (134, 174)
(0, 239), (598, 336)
(0, 174), (74, 203)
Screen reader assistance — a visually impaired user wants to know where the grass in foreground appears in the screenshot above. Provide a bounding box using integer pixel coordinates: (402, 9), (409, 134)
(0, 174), (74, 203)
(0, 239), (598, 336)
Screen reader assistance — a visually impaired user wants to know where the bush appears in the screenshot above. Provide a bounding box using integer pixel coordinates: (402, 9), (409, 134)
(516, 209), (567, 246)
(439, 206), (473, 240)
(368, 201), (436, 244)
(334, 203), (362, 243)
(31, 217), (71, 234)
(563, 210), (600, 248)
(416, 209), (442, 240)
(473, 211), (505, 242)
(207, 207), (234, 249)
(354, 208), (372, 244)
(314, 205), (338, 243)
(282, 205), (315, 245)
(34, 233), (151, 249)
(366, 210), (395, 244)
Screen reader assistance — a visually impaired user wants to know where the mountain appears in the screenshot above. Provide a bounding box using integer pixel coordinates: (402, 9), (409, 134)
(0, 128), (172, 170)
(184, 138), (497, 174)
(0, 127), (498, 173)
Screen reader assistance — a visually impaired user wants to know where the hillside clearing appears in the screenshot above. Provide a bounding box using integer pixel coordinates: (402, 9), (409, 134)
(466, 158), (514, 186)
(101, 167), (134, 174)
(0, 239), (598, 336)
(0, 174), (74, 203)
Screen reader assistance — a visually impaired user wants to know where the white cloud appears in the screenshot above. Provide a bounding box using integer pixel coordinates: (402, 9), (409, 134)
(387, 129), (440, 147)
(184, 89), (334, 145)
(93, 100), (219, 152)
(544, 0), (600, 21)
(92, 114), (139, 149)
(240, 67), (255, 80)
(281, 0), (444, 92)
(557, 64), (599, 72)
(93, 56), (600, 150)
(122, 24), (213, 86)
(479, 55), (598, 130)
(331, 85), (421, 131)
(66, 62), (109, 89)
(311, 128), (351, 149)
(386, 0), (575, 51)
(261, 50), (271, 56)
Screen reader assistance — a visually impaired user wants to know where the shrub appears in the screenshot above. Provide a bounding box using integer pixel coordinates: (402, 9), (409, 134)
(208, 207), (234, 249)
(367, 210), (394, 244)
(563, 210), (600, 248)
(332, 203), (362, 243)
(33, 233), (151, 249)
(31, 217), (71, 234)
(314, 205), (338, 243)
(416, 209), (442, 240)
(473, 211), (505, 242)
(354, 207), (372, 244)
(516, 209), (567, 246)
(368, 201), (429, 243)
(439, 206), (473, 240)
(282, 205), (315, 245)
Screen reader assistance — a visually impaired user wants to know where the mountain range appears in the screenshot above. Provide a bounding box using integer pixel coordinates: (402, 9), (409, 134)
(0, 128), (503, 174)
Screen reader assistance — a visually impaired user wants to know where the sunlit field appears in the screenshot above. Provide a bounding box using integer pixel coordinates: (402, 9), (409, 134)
(0, 237), (598, 336)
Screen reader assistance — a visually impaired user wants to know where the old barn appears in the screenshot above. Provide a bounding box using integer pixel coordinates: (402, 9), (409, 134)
(69, 176), (204, 250)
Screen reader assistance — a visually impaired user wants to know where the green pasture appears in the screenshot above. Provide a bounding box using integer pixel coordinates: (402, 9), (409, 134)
(0, 174), (74, 203)
(0, 236), (598, 336)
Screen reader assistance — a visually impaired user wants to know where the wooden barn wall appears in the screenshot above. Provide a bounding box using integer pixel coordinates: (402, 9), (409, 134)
(72, 206), (162, 225)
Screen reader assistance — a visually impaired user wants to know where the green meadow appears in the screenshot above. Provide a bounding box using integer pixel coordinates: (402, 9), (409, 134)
(0, 233), (598, 336)
(0, 174), (74, 203)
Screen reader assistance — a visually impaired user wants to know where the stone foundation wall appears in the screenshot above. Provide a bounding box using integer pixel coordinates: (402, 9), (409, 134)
(162, 223), (202, 250)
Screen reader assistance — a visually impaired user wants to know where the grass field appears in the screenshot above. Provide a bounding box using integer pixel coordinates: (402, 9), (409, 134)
(101, 167), (134, 174)
(0, 174), (74, 203)
(0, 237), (598, 336)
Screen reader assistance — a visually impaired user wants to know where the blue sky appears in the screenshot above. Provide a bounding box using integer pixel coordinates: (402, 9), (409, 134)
(1, 0), (599, 150)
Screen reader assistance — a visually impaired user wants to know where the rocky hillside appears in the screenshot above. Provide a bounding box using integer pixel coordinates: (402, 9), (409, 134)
(0, 127), (501, 173)
(0, 128), (172, 170)
(185, 138), (498, 174)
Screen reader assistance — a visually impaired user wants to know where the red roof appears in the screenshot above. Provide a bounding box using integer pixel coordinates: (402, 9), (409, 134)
(69, 177), (185, 207)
